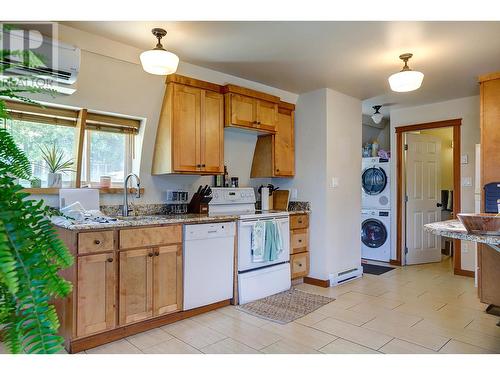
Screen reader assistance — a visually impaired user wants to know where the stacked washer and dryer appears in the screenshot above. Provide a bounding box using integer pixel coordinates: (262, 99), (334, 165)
(361, 157), (391, 262)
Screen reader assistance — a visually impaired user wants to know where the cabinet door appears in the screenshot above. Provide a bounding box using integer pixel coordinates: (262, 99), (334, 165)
(256, 100), (278, 132)
(172, 84), (201, 172)
(201, 90), (224, 173)
(153, 245), (183, 316)
(229, 93), (256, 128)
(119, 248), (153, 325)
(274, 109), (294, 176)
(77, 253), (116, 337)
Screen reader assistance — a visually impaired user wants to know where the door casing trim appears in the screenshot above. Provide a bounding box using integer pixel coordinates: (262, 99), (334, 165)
(394, 119), (468, 275)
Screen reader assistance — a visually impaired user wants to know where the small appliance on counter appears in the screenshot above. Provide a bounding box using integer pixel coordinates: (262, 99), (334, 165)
(166, 190), (189, 214)
(188, 185), (212, 214)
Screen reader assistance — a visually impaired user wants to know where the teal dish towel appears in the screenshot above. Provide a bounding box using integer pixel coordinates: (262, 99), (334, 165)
(264, 220), (284, 261)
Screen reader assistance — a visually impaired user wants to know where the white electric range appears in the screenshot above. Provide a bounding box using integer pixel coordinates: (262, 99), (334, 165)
(209, 187), (291, 304)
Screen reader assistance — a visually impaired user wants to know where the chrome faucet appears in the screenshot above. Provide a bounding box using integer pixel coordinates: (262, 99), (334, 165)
(122, 173), (141, 216)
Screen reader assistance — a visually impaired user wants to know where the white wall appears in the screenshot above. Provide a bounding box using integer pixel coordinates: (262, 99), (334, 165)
(390, 96), (480, 271)
(27, 24), (298, 207)
(277, 88), (361, 281)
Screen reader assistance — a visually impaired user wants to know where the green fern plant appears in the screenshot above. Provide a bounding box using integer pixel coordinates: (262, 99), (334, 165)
(0, 32), (74, 353)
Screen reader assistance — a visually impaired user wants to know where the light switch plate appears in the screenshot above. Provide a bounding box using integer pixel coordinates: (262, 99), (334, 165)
(461, 154), (468, 164)
(462, 177), (472, 187)
(331, 177), (339, 188)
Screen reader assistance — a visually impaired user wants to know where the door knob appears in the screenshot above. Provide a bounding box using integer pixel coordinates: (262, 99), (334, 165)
(437, 203), (443, 207)
(94, 239), (101, 245)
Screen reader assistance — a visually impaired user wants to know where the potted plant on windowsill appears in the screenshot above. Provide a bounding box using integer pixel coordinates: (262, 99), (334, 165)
(40, 145), (74, 188)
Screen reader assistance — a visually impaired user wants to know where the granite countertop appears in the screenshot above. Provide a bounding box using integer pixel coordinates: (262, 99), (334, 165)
(424, 219), (500, 246)
(52, 213), (239, 231)
(288, 210), (311, 215)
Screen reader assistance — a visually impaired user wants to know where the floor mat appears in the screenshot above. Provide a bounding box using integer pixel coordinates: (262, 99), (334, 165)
(237, 288), (334, 324)
(362, 263), (395, 275)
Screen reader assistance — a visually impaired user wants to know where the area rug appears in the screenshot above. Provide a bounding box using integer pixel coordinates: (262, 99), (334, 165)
(362, 263), (395, 275)
(236, 288), (334, 324)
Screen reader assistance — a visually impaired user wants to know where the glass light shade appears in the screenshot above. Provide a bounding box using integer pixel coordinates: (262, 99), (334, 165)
(140, 49), (179, 75)
(371, 112), (383, 124)
(388, 70), (424, 92)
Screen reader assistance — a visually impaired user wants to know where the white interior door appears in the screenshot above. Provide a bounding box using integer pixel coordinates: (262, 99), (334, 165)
(405, 133), (442, 265)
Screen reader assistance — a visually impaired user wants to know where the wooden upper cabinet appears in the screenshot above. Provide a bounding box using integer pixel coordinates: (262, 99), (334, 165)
(228, 93), (256, 128)
(152, 74), (224, 175)
(256, 100), (278, 132)
(251, 101), (295, 178)
(479, 72), (500, 201)
(77, 253), (116, 337)
(274, 107), (295, 176)
(223, 84), (279, 133)
(201, 90), (224, 173)
(119, 248), (154, 325)
(172, 84), (201, 172)
(153, 245), (183, 315)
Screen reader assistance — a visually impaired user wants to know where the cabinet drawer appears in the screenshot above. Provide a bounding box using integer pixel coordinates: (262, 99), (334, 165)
(119, 225), (182, 249)
(291, 229), (308, 254)
(78, 231), (114, 254)
(290, 214), (308, 230)
(291, 252), (309, 279)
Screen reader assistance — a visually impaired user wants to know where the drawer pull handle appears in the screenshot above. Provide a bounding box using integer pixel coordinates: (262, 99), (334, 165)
(298, 220), (302, 224)
(154, 251), (160, 256)
(148, 252), (154, 257)
(107, 257), (113, 263)
(298, 263), (303, 267)
(94, 240), (101, 245)
(298, 239), (302, 243)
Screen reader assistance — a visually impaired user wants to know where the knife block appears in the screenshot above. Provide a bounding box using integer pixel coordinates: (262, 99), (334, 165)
(188, 193), (209, 214)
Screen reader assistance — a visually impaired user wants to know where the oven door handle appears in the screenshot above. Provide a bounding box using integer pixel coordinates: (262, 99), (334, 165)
(239, 218), (289, 226)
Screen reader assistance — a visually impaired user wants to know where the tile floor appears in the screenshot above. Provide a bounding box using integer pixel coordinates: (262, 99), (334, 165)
(2, 257), (499, 354)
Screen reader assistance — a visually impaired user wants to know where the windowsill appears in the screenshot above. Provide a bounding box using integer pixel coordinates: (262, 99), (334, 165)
(23, 187), (145, 195)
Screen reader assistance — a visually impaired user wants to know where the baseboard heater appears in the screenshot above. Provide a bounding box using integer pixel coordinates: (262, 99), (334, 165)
(329, 267), (363, 286)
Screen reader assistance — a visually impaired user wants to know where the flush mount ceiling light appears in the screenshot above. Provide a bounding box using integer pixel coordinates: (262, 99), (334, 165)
(371, 105), (383, 124)
(140, 28), (179, 75)
(388, 53), (424, 92)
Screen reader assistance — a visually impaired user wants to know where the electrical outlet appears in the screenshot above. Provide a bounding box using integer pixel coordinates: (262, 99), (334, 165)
(461, 154), (468, 164)
(291, 188), (298, 200)
(462, 177), (472, 187)
(331, 177), (339, 188)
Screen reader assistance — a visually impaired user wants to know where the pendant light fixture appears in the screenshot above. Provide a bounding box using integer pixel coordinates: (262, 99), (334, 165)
(388, 53), (424, 92)
(140, 28), (179, 75)
(371, 105), (383, 124)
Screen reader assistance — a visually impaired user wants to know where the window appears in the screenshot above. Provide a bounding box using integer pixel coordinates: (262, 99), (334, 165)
(2, 100), (140, 189)
(4, 118), (76, 187)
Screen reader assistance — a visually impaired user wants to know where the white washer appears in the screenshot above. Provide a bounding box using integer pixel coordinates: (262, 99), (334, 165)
(361, 209), (391, 262)
(362, 157), (391, 209)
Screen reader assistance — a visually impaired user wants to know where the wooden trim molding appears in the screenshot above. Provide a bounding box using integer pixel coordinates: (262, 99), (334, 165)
(70, 299), (230, 353)
(303, 276), (330, 288)
(166, 74), (222, 93)
(278, 100), (296, 111)
(390, 259), (402, 266)
(478, 71), (500, 83)
(222, 84), (280, 104)
(395, 119), (469, 276)
(395, 118), (462, 134)
(23, 187), (144, 195)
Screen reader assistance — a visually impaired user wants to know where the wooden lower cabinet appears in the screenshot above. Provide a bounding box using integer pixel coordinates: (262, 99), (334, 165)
(289, 213), (310, 279)
(119, 248), (154, 325)
(153, 245), (183, 315)
(119, 245), (183, 325)
(77, 252), (117, 337)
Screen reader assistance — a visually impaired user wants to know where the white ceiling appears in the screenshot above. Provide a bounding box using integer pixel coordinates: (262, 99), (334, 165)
(65, 21), (500, 115)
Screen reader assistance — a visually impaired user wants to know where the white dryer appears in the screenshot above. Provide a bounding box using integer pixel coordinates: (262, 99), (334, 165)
(361, 209), (391, 262)
(362, 157), (391, 209)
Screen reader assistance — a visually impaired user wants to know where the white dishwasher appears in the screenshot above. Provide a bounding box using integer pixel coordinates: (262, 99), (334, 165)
(183, 222), (236, 310)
